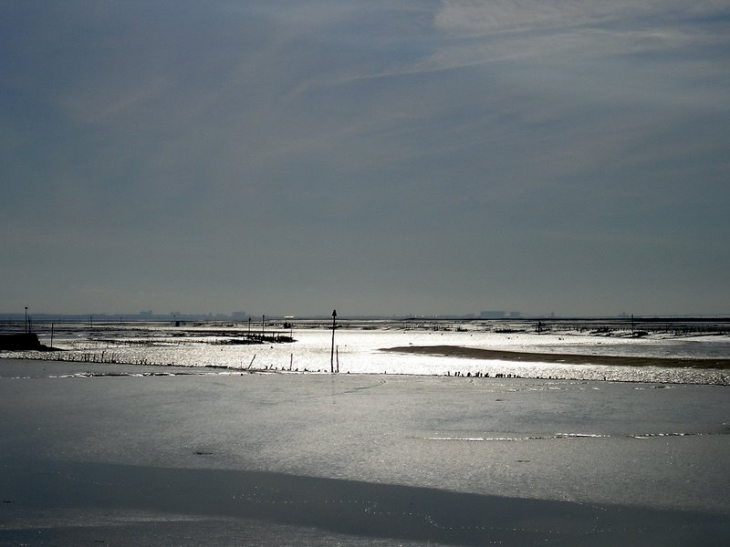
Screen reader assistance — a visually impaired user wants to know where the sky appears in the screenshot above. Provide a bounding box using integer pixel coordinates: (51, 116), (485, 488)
(2, 0), (729, 318)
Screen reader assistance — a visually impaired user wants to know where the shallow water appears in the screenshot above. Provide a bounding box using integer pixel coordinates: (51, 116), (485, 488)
(3, 320), (729, 384)
(1, 366), (728, 546)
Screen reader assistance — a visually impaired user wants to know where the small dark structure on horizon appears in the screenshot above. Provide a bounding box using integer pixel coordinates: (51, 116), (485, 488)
(0, 333), (44, 351)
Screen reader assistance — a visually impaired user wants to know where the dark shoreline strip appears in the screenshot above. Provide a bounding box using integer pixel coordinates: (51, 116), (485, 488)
(382, 345), (730, 370)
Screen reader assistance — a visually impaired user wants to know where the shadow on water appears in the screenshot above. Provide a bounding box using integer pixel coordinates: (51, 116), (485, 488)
(1, 458), (727, 546)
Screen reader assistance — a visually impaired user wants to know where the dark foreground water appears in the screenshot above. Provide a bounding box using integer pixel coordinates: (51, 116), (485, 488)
(1, 360), (728, 546)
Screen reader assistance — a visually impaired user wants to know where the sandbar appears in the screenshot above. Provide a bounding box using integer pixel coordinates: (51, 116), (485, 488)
(383, 345), (730, 369)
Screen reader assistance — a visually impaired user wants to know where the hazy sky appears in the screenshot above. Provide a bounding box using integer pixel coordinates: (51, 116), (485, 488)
(2, 1), (729, 317)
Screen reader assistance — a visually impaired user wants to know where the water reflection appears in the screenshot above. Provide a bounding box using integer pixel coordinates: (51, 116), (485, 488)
(3, 320), (728, 385)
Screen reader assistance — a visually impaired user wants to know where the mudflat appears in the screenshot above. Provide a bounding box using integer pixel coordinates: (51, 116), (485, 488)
(383, 344), (730, 369)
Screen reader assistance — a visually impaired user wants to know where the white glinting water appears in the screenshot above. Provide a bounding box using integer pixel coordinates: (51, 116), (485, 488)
(3, 320), (729, 384)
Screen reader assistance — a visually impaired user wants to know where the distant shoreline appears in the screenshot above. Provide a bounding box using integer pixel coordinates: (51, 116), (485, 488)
(382, 345), (730, 370)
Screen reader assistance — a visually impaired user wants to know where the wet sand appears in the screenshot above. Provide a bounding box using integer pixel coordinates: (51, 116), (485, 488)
(1, 359), (728, 546)
(383, 345), (730, 369)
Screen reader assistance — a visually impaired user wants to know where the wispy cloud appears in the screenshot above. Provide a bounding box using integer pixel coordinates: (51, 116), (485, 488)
(434, 0), (727, 34)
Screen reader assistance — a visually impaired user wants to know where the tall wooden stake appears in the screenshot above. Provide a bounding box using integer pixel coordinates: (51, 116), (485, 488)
(330, 309), (337, 373)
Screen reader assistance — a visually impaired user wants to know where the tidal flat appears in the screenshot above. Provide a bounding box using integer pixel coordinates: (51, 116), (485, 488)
(3, 318), (730, 384)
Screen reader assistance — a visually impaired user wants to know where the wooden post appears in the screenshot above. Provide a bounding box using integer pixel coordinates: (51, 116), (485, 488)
(330, 309), (337, 373)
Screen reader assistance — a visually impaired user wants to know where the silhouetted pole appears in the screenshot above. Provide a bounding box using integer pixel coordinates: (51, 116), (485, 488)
(330, 309), (337, 373)
(24, 307), (28, 333)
